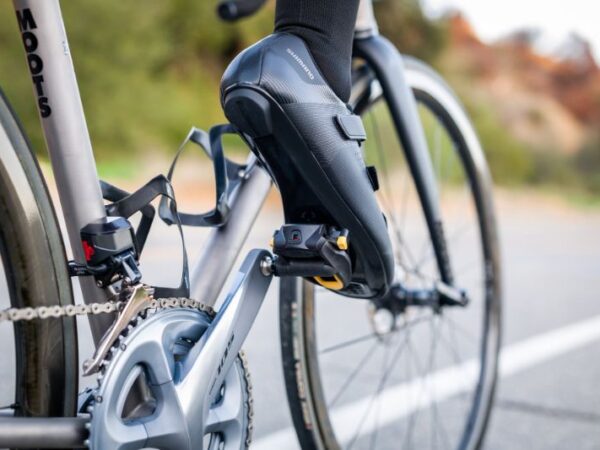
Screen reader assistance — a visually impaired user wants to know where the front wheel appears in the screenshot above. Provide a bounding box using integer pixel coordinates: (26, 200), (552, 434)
(280, 57), (502, 450)
(0, 90), (78, 424)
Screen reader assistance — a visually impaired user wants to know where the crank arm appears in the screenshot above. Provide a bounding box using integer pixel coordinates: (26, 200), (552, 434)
(83, 284), (153, 376)
(175, 249), (273, 448)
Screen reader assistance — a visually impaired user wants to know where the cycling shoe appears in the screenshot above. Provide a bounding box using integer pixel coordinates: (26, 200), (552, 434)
(220, 33), (393, 298)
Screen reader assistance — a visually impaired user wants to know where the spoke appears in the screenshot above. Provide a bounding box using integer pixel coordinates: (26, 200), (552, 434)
(398, 164), (412, 246)
(397, 261), (439, 286)
(319, 331), (379, 355)
(368, 111), (394, 208)
(394, 223), (419, 270)
(438, 316), (475, 411)
(400, 318), (424, 449)
(401, 313), (448, 449)
(428, 320), (439, 450)
(369, 342), (391, 450)
(415, 221), (475, 272)
(328, 340), (380, 407)
(443, 313), (470, 366)
(347, 327), (412, 449)
(368, 110), (419, 270)
(434, 120), (443, 184)
(320, 312), (431, 356)
(447, 222), (475, 247)
(417, 318), (447, 450)
(427, 318), (453, 450)
(444, 315), (480, 343)
(454, 258), (481, 277)
(327, 315), (432, 408)
(437, 320), (467, 368)
(402, 325), (414, 450)
(433, 403), (452, 450)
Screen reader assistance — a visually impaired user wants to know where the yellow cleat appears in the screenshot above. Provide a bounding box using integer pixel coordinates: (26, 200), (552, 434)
(336, 236), (348, 251)
(314, 275), (344, 291)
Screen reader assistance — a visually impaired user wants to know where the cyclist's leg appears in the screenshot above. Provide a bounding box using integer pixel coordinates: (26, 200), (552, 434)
(221, 1), (394, 298)
(274, 0), (359, 102)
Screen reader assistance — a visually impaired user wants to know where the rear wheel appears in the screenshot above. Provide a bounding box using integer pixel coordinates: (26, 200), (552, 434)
(280, 57), (501, 450)
(0, 90), (78, 425)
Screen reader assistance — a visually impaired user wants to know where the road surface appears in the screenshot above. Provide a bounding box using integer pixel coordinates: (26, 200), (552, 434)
(3, 189), (599, 449)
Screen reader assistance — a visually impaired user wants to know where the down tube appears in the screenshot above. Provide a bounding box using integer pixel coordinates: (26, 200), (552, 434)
(12, 0), (113, 341)
(353, 35), (454, 284)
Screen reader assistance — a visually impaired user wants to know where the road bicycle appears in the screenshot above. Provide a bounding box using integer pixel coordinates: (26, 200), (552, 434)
(0, 0), (501, 449)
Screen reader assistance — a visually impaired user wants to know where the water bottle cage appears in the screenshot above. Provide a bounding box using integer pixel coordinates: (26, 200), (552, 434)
(69, 124), (247, 297)
(270, 224), (352, 290)
(159, 124), (247, 228)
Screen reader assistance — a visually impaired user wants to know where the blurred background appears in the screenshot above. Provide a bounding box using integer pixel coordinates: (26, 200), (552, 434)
(0, 0), (599, 197)
(1, 1), (599, 449)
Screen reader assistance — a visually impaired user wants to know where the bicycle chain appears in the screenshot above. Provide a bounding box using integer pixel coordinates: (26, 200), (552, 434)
(0, 297), (215, 322)
(1, 297), (253, 449)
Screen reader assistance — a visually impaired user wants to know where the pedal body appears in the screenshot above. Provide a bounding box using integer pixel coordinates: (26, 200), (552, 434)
(271, 224), (351, 291)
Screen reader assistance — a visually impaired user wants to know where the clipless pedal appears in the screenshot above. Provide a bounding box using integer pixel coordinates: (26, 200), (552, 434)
(270, 224), (352, 290)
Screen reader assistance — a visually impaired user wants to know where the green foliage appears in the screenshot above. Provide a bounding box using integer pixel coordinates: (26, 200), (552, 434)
(572, 132), (600, 193)
(462, 97), (535, 185)
(374, 0), (448, 62)
(0, 0), (595, 199)
(529, 151), (578, 188)
(0, 1), (273, 159)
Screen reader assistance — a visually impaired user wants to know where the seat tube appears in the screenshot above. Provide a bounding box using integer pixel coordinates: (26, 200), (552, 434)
(12, 0), (113, 342)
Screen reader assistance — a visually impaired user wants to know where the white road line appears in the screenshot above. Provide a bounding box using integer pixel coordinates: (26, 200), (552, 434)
(252, 314), (600, 449)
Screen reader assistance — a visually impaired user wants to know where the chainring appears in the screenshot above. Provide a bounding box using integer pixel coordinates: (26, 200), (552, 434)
(84, 306), (253, 450)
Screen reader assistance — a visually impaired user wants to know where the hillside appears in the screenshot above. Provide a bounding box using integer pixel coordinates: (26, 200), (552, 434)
(444, 14), (600, 155)
(0, 1), (598, 193)
(421, 13), (600, 191)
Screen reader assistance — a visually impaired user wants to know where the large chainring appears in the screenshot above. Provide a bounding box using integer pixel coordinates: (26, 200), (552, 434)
(85, 307), (252, 450)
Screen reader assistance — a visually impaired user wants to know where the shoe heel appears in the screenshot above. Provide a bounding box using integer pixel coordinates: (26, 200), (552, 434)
(223, 88), (273, 138)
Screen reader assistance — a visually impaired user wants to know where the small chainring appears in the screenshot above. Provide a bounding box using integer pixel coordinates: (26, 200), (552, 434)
(85, 306), (252, 450)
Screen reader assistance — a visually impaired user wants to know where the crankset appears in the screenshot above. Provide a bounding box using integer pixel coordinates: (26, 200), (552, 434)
(81, 249), (272, 450)
(85, 308), (253, 450)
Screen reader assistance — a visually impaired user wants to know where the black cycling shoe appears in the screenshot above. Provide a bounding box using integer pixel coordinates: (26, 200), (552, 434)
(221, 33), (394, 298)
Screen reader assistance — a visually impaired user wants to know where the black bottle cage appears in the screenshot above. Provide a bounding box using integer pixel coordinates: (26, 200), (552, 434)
(159, 124), (246, 227)
(100, 124), (246, 298)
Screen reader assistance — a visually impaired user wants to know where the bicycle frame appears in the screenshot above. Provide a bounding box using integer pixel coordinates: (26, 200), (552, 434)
(1, 0), (447, 447)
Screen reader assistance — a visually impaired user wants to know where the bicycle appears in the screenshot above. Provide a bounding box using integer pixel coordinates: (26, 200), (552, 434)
(0, 0), (501, 449)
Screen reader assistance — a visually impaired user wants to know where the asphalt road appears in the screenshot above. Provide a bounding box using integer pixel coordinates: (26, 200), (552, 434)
(247, 193), (600, 450)
(2, 189), (599, 449)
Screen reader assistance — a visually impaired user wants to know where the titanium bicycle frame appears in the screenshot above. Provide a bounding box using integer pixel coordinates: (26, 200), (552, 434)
(0, 0), (448, 447)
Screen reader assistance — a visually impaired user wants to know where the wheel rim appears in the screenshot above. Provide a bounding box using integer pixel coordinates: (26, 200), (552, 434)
(0, 235), (16, 417)
(0, 92), (78, 420)
(290, 76), (500, 450)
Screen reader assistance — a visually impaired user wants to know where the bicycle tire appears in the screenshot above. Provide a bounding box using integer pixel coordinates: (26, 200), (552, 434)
(280, 56), (502, 450)
(0, 89), (78, 427)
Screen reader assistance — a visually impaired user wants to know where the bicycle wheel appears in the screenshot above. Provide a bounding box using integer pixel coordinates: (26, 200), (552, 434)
(0, 89), (78, 424)
(280, 57), (501, 450)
